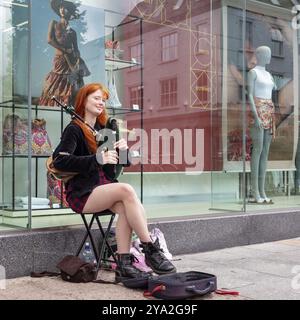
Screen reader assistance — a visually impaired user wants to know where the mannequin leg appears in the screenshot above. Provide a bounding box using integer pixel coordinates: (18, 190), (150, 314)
(249, 126), (264, 201)
(258, 129), (272, 200)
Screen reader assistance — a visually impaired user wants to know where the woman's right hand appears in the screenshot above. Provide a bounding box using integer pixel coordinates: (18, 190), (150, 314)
(96, 149), (118, 165)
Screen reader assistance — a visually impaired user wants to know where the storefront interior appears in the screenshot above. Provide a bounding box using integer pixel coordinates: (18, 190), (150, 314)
(1, 0), (300, 231)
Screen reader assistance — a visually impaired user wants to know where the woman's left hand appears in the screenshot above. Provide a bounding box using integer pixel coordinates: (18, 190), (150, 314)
(114, 139), (128, 151)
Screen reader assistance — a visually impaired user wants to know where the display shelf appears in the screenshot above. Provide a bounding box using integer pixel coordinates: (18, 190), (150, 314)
(2, 208), (74, 217)
(0, 104), (141, 113)
(0, 100), (14, 107)
(105, 58), (140, 71)
(106, 106), (141, 115)
(0, 103), (65, 112)
(0, 154), (50, 158)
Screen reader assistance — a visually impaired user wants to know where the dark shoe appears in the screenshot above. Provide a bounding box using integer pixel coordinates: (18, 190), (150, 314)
(115, 253), (151, 288)
(140, 240), (176, 275)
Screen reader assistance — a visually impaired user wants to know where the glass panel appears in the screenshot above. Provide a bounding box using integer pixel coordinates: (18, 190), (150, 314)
(28, 1), (142, 228)
(210, 1), (247, 212)
(104, 9), (143, 202)
(244, 0), (298, 211)
(125, 0), (213, 218)
(0, 0), (143, 230)
(0, 0), (30, 230)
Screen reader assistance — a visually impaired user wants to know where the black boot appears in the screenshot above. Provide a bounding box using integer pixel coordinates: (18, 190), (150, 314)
(115, 253), (151, 286)
(140, 240), (176, 275)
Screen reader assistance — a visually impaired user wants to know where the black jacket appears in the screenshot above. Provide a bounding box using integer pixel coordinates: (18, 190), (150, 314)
(52, 122), (129, 198)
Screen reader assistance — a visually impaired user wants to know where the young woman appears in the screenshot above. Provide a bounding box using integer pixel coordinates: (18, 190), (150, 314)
(52, 83), (176, 281)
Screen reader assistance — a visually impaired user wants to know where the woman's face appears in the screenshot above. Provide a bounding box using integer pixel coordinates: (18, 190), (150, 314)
(59, 5), (70, 19)
(85, 89), (106, 118)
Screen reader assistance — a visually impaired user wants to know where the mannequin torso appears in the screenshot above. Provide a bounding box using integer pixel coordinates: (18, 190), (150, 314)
(252, 66), (274, 99)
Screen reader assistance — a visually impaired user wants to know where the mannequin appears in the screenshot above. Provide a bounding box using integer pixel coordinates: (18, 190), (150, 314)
(247, 46), (276, 204)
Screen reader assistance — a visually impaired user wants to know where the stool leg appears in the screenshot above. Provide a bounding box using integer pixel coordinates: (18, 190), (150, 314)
(95, 214), (119, 272)
(76, 214), (99, 262)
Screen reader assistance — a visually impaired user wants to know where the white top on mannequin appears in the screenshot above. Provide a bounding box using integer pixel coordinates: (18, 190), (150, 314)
(252, 66), (274, 99)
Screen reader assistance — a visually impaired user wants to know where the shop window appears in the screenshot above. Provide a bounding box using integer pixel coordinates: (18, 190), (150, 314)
(173, 0), (185, 10)
(160, 78), (177, 107)
(237, 20), (254, 70)
(197, 22), (210, 55)
(239, 20), (253, 51)
(238, 85), (244, 102)
(129, 85), (143, 109)
(272, 73), (284, 105)
(130, 42), (143, 70)
(196, 71), (209, 105)
(271, 28), (284, 57)
(161, 32), (178, 62)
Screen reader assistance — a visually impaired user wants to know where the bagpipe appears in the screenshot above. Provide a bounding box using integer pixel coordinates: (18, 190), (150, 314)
(46, 96), (125, 182)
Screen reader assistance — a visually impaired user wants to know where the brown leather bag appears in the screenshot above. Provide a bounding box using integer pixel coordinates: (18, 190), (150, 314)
(31, 255), (118, 284)
(46, 156), (78, 183)
(56, 255), (96, 283)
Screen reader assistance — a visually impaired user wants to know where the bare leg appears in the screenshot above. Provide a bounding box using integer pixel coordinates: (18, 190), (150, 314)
(110, 201), (132, 254)
(82, 183), (175, 276)
(82, 183), (151, 250)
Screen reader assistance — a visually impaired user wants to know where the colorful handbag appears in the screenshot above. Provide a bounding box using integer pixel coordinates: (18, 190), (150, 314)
(46, 172), (68, 207)
(2, 114), (28, 155)
(31, 118), (53, 155)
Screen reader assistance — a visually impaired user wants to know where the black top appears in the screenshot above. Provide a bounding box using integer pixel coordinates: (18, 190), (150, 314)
(52, 122), (130, 198)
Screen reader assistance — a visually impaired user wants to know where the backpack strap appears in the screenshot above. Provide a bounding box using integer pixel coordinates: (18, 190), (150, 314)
(215, 289), (240, 296)
(143, 284), (166, 298)
(92, 278), (118, 285)
(30, 270), (119, 285)
(30, 271), (60, 278)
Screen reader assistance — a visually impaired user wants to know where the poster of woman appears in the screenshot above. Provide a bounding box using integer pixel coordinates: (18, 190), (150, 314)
(31, 0), (105, 107)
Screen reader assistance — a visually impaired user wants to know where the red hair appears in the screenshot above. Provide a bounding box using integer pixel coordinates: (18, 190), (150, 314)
(73, 83), (109, 153)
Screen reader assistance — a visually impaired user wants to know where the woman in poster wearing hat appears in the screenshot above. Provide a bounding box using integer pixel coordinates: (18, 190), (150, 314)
(39, 0), (90, 106)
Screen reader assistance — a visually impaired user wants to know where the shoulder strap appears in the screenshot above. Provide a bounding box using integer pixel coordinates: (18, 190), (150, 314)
(30, 270), (118, 285)
(30, 271), (60, 278)
(92, 278), (118, 285)
(215, 289), (239, 296)
(144, 284), (165, 298)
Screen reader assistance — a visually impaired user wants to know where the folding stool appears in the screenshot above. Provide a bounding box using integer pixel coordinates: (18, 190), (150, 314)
(75, 210), (119, 273)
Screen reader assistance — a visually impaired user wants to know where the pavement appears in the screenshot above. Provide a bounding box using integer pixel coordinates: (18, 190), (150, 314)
(1, 237), (300, 300)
